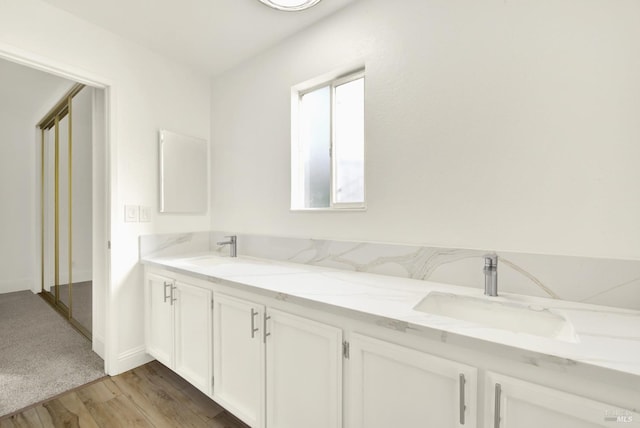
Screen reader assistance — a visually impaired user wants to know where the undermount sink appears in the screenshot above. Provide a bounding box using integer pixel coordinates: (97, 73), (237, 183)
(413, 291), (579, 343)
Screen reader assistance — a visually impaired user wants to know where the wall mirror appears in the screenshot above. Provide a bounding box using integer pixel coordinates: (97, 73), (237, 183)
(159, 129), (208, 213)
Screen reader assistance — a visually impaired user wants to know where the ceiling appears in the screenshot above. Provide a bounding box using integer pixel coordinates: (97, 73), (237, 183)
(40, 0), (359, 76)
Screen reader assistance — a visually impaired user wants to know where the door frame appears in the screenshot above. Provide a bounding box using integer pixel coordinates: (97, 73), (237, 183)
(0, 44), (116, 374)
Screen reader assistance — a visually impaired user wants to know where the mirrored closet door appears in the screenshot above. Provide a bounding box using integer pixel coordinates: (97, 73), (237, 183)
(39, 84), (93, 339)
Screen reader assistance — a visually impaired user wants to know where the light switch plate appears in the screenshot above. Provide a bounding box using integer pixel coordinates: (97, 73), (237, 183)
(139, 205), (151, 222)
(124, 205), (139, 222)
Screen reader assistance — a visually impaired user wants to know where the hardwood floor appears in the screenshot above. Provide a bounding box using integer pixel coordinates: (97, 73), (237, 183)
(0, 361), (249, 428)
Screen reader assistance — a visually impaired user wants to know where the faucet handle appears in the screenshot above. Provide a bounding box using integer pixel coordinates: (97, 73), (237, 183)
(484, 253), (498, 267)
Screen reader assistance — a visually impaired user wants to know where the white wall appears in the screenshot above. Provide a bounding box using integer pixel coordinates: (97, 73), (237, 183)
(0, 107), (39, 294)
(210, 0), (640, 261)
(0, 59), (74, 294)
(0, 0), (210, 374)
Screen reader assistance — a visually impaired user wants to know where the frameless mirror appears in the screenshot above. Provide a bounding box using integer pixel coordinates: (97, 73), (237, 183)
(159, 129), (208, 213)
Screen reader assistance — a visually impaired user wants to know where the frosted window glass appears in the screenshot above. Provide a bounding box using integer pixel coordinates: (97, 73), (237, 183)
(300, 86), (331, 208)
(334, 77), (364, 204)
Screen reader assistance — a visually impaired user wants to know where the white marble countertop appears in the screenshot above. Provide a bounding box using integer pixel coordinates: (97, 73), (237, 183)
(141, 252), (640, 377)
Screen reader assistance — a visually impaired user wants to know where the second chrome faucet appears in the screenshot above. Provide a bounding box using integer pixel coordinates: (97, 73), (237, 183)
(217, 235), (237, 257)
(483, 253), (498, 296)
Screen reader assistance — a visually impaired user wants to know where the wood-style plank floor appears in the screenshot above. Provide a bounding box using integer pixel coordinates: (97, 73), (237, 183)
(0, 361), (249, 428)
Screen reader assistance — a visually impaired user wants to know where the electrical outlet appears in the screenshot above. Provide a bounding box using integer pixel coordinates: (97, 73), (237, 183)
(139, 205), (151, 222)
(124, 205), (139, 222)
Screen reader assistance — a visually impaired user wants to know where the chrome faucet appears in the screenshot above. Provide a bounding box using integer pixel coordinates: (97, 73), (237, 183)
(217, 235), (237, 257)
(483, 253), (498, 296)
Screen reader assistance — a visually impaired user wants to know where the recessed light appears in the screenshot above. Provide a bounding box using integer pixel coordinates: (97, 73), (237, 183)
(257, 0), (322, 12)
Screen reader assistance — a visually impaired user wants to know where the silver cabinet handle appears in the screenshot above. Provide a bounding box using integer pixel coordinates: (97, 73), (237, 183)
(263, 312), (271, 343)
(459, 373), (466, 425)
(494, 383), (502, 428)
(171, 285), (177, 305)
(163, 281), (172, 303)
(251, 308), (259, 338)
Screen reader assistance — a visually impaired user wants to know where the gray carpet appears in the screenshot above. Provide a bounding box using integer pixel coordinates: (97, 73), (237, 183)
(0, 290), (104, 416)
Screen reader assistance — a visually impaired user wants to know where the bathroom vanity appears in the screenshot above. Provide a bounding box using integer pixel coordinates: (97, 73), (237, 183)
(141, 252), (640, 428)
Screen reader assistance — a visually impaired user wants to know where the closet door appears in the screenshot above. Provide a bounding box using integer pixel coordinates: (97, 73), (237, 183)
(69, 87), (93, 334)
(42, 126), (56, 302)
(39, 84), (93, 339)
(57, 113), (71, 311)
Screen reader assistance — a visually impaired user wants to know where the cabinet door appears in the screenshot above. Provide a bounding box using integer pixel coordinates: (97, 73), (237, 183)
(145, 273), (174, 368)
(174, 280), (212, 395)
(349, 333), (477, 428)
(213, 293), (265, 428)
(265, 308), (343, 428)
(485, 372), (639, 428)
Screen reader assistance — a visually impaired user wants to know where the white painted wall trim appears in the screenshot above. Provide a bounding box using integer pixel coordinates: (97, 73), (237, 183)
(0, 278), (33, 294)
(92, 332), (106, 360)
(115, 345), (153, 375)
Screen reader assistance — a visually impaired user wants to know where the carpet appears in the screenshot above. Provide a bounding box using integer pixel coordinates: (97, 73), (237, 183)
(0, 290), (105, 416)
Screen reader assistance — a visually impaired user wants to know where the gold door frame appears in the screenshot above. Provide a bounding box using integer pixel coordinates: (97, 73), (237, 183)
(38, 83), (90, 339)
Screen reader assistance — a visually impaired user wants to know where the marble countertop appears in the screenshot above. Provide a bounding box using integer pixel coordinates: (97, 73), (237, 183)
(141, 252), (640, 377)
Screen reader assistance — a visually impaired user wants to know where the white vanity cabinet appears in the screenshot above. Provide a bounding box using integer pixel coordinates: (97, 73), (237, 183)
(146, 272), (174, 368)
(144, 272), (212, 395)
(213, 293), (265, 427)
(485, 372), (638, 428)
(348, 333), (477, 428)
(143, 263), (639, 428)
(213, 292), (343, 428)
(265, 307), (343, 428)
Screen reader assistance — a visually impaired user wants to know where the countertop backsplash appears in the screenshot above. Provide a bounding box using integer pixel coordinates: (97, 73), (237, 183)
(140, 231), (640, 311)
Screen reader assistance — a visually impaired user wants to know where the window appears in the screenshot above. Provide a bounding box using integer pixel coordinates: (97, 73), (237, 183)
(292, 70), (365, 210)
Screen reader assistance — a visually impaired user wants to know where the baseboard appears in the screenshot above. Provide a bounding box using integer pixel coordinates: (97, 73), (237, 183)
(0, 278), (33, 294)
(111, 345), (153, 376)
(92, 333), (106, 359)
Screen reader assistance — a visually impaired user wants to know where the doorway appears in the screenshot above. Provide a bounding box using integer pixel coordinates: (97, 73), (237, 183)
(38, 84), (94, 338)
